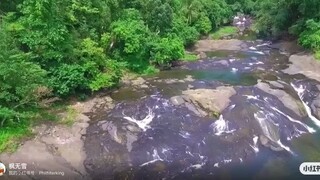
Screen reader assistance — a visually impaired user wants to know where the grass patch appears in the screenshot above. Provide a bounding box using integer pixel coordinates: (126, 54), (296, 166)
(0, 123), (32, 152)
(210, 26), (238, 40)
(0, 102), (71, 153)
(211, 111), (221, 119)
(182, 53), (198, 61)
(59, 106), (78, 126)
(141, 65), (160, 75)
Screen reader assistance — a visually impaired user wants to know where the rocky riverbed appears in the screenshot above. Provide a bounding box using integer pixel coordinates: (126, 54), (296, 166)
(2, 37), (320, 180)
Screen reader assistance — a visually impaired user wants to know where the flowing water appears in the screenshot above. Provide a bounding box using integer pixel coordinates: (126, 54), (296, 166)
(83, 39), (320, 179)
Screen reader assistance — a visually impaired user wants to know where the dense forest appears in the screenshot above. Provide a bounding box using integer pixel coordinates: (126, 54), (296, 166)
(0, 0), (319, 149)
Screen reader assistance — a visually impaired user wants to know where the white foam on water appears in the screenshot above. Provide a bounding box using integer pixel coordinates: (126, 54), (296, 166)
(244, 95), (259, 100)
(190, 162), (206, 169)
(256, 42), (271, 47)
(214, 163), (219, 167)
(231, 68), (238, 73)
(202, 138), (206, 145)
(248, 50), (265, 55)
(253, 136), (259, 145)
(293, 125), (305, 137)
(249, 46), (257, 50)
(239, 158), (243, 163)
(186, 150), (194, 157)
(254, 111), (279, 140)
(271, 106), (315, 133)
(123, 107), (155, 131)
(229, 104), (236, 110)
(250, 135), (260, 153)
(140, 149), (163, 167)
(163, 101), (170, 107)
(161, 148), (170, 155)
(223, 159), (232, 164)
(211, 115), (236, 136)
(152, 149), (162, 159)
(140, 159), (162, 167)
(179, 131), (191, 139)
(277, 140), (294, 155)
(229, 58), (236, 62)
(291, 83), (320, 128)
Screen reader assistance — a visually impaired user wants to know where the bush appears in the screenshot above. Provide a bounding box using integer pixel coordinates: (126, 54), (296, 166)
(48, 64), (87, 96)
(150, 37), (184, 66)
(299, 19), (320, 50)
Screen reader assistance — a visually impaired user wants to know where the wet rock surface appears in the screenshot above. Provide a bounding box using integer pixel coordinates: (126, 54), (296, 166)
(182, 87), (236, 114)
(0, 97), (109, 180)
(283, 54), (320, 82)
(83, 38), (320, 180)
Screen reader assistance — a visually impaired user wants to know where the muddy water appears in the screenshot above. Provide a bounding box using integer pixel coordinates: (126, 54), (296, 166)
(84, 41), (320, 180)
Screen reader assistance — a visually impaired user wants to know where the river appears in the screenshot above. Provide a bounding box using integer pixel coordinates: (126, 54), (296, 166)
(83, 35), (320, 179)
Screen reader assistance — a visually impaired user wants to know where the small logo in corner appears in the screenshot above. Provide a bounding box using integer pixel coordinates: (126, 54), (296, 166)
(0, 162), (6, 176)
(300, 162), (320, 175)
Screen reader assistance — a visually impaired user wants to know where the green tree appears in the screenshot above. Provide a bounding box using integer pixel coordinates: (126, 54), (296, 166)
(0, 21), (46, 127)
(150, 36), (184, 66)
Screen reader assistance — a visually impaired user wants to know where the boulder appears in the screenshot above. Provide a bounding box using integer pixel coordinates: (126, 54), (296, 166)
(182, 86), (236, 113)
(311, 95), (320, 120)
(198, 52), (207, 59)
(255, 82), (306, 117)
(170, 96), (185, 106)
(255, 112), (284, 152)
(259, 135), (269, 146)
(269, 81), (285, 89)
(184, 75), (195, 82)
(185, 102), (208, 117)
(283, 54), (320, 82)
(131, 77), (146, 86)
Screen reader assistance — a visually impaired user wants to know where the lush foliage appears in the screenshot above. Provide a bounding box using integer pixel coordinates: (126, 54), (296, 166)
(253, 0), (320, 58)
(0, 0), (235, 142)
(1, 0), (320, 151)
(1, 0), (234, 97)
(210, 26), (237, 39)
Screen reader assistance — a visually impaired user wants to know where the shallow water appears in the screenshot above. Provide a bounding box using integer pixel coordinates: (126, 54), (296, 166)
(84, 40), (320, 180)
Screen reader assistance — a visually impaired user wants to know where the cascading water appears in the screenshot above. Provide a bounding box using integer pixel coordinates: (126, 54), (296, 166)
(123, 107), (155, 131)
(211, 115), (235, 136)
(84, 39), (320, 180)
(291, 83), (320, 127)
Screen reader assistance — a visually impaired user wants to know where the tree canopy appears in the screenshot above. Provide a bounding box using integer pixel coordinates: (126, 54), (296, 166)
(0, 0), (319, 129)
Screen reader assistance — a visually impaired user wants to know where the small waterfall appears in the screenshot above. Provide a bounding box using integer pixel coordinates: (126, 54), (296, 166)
(250, 136), (260, 153)
(254, 111), (280, 142)
(211, 115), (235, 136)
(254, 111), (294, 154)
(123, 107), (155, 131)
(271, 106), (315, 133)
(291, 83), (320, 128)
(276, 140), (294, 155)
